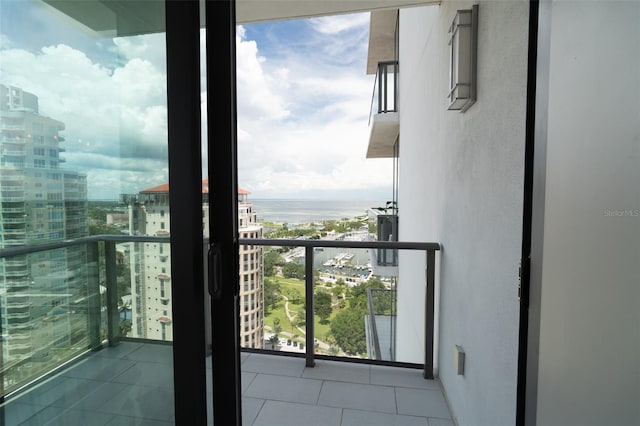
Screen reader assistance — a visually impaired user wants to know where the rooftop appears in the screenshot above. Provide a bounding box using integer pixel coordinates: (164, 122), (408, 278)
(140, 179), (250, 195)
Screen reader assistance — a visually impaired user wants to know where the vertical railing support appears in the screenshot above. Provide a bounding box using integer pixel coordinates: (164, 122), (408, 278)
(305, 246), (315, 367)
(424, 249), (435, 379)
(104, 240), (120, 346)
(367, 289), (382, 360)
(378, 65), (384, 113)
(87, 242), (102, 349)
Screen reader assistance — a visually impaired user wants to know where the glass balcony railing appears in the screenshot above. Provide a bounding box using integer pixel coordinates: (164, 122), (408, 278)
(0, 235), (439, 401)
(241, 238), (439, 377)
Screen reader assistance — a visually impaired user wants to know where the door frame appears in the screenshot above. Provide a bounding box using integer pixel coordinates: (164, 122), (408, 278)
(164, 0), (225, 424)
(205, 0), (243, 425)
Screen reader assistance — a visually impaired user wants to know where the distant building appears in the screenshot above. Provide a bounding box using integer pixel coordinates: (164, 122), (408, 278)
(124, 181), (264, 347)
(0, 84), (89, 363)
(106, 213), (128, 226)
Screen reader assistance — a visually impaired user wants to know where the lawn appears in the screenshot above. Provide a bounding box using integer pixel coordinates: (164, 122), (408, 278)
(263, 276), (343, 349)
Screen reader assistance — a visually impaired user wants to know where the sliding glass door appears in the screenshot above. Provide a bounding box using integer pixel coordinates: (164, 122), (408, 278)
(0, 0), (240, 424)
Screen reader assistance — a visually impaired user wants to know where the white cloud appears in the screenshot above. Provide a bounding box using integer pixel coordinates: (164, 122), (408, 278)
(309, 13), (370, 34)
(236, 28), (290, 122)
(0, 12), (391, 200)
(235, 13), (393, 199)
(0, 38), (169, 199)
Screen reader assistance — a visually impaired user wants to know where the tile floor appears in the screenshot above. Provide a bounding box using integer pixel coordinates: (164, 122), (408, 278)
(1, 342), (453, 425)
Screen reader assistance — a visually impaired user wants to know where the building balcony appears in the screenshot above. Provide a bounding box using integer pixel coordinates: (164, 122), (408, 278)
(0, 235), (444, 425)
(0, 341), (452, 425)
(0, 136), (25, 144)
(5, 279), (30, 289)
(367, 61), (399, 159)
(0, 196), (25, 202)
(3, 236), (27, 245)
(5, 312), (30, 320)
(1, 273), (28, 281)
(7, 301), (31, 309)
(1, 217), (26, 224)
(4, 259), (27, 266)
(1, 207), (26, 213)
(1, 150), (26, 156)
(0, 123), (25, 130)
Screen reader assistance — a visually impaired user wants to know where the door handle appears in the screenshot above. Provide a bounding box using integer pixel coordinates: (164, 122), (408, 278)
(208, 244), (223, 299)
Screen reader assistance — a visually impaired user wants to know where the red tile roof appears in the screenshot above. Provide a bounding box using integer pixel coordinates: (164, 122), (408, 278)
(140, 183), (169, 193)
(141, 179), (249, 195)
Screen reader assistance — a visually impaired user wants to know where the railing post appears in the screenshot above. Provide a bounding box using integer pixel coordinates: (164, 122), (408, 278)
(305, 246), (315, 367)
(87, 242), (102, 349)
(104, 240), (120, 346)
(367, 289), (382, 360)
(378, 64), (383, 113)
(424, 249), (435, 379)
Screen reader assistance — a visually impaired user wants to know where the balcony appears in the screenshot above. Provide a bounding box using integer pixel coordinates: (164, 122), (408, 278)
(367, 61), (399, 159)
(1, 207), (26, 213)
(0, 341), (452, 425)
(0, 235), (446, 425)
(1, 217), (26, 224)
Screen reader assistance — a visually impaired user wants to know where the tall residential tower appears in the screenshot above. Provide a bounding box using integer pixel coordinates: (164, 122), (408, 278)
(125, 181), (264, 347)
(0, 84), (89, 364)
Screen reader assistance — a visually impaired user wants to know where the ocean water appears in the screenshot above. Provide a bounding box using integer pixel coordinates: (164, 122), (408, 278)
(251, 199), (384, 224)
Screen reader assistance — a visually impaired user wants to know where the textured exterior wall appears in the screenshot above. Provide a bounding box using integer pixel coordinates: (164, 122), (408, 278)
(396, 2), (528, 424)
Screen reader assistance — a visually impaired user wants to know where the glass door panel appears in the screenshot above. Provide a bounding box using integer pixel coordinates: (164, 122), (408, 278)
(0, 1), (194, 423)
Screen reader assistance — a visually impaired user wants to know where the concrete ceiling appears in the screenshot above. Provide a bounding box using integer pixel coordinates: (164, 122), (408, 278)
(43, 0), (439, 37)
(366, 9), (398, 75)
(237, 0), (437, 24)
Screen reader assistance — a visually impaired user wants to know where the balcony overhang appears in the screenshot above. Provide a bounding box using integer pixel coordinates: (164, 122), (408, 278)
(367, 9), (399, 74)
(43, 0), (439, 38)
(367, 112), (399, 158)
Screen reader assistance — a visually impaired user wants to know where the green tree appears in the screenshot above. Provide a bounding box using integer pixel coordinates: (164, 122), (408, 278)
(349, 278), (386, 310)
(263, 277), (281, 313)
(289, 315), (298, 335)
(330, 308), (366, 355)
(263, 250), (282, 276)
(284, 288), (301, 304)
(314, 291), (333, 323)
(332, 279), (347, 300)
(119, 320), (132, 337)
(283, 262), (305, 279)
(267, 334), (279, 350)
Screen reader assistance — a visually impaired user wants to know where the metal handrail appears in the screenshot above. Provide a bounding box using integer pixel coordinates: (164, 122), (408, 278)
(240, 236), (437, 378)
(0, 234), (439, 380)
(0, 234), (170, 257)
(238, 238), (438, 251)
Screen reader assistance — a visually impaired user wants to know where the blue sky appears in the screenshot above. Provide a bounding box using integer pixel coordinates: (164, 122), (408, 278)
(0, 1), (393, 200)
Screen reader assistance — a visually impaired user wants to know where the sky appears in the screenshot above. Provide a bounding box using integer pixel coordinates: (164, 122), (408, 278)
(0, 0), (393, 200)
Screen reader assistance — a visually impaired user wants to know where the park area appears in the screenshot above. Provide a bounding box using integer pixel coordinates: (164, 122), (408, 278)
(261, 249), (393, 358)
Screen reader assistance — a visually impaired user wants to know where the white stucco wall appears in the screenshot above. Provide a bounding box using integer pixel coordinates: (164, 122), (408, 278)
(396, 2), (528, 425)
(535, 2), (640, 425)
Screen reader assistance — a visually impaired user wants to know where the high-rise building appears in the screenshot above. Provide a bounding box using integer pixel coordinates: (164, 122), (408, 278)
(125, 180), (264, 347)
(0, 84), (89, 363)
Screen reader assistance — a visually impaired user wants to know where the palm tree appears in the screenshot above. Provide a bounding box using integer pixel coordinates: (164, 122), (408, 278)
(267, 334), (279, 350)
